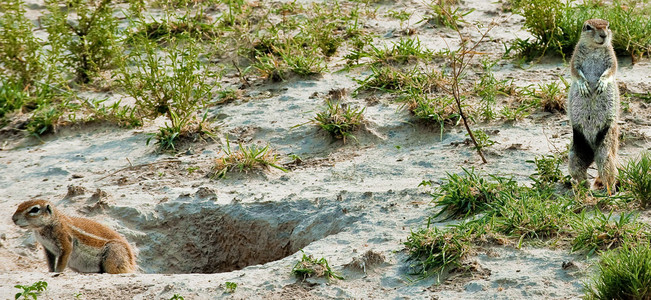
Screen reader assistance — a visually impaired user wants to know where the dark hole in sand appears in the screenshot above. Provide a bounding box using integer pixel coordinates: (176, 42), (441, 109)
(131, 199), (356, 274)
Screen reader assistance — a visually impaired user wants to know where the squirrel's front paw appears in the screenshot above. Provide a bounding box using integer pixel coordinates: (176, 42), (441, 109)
(578, 81), (591, 97)
(596, 77), (609, 94)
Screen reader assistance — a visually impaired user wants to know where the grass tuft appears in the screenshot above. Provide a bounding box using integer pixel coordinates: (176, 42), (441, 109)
(212, 139), (287, 179)
(571, 210), (649, 256)
(584, 242), (651, 300)
(312, 100), (365, 143)
(511, 0), (651, 61)
(292, 250), (343, 280)
(433, 168), (515, 220)
(404, 226), (471, 277)
(527, 154), (570, 189)
(401, 92), (459, 138)
(618, 152), (651, 208)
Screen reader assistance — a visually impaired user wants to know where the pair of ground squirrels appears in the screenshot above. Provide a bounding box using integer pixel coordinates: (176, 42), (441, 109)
(12, 199), (137, 274)
(568, 19), (620, 193)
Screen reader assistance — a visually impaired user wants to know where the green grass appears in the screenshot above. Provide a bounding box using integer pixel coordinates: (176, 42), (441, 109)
(117, 35), (216, 150)
(354, 65), (446, 95)
(0, 79), (30, 120)
(571, 210), (649, 256)
(14, 281), (47, 300)
(404, 225), (472, 277)
(467, 130), (497, 151)
(527, 154), (570, 189)
(433, 168), (515, 220)
(44, 0), (120, 84)
(0, 0), (44, 86)
(401, 92), (459, 138)
(420, 0), (474, 30)
(212, 139), (288, 179)
(408, 156), (651, 281)
(26, 104), (64, 136)
(473, 60), (511, 121)
(146, 112), (213, 152)
(292, 250), (343, 280)
(618, 152), (651, 208)
(511, 0), (651, 61)
(535, 81), (567, 113)
(584, 242), (651, 300)
(81, 99), (142, 128)
(490, 189), (572, 248)
(224, 282), (237, 293)
(312, 100), (365, 143)
(347, 38), (433, 66)
(127, 12), (219, 43)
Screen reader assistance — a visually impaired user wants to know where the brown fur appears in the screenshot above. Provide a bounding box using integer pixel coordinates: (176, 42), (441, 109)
(12, 199), (137, 273)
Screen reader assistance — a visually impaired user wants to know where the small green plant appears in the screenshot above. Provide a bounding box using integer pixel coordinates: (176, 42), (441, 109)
(351, 38), (433, 66)
(312, 100), (365, 143)
(118, 36), (216, 150)
(118, 36), (215, 122)
(535, 81), (566, 113)
(26, 104), (65, 136)
(491, 189), (571, 248)
(511, 0), (651, 62)
(44, 0), (120, 83)
(420, 0), (474, 29)
(584, 242), (651, 300)
(187, 166), (199, 174)
(499, 103), (531, 121)
(224, 281), (237, 293)
(127, 12), (219, 43)
(212, 139), (288, 179)
(433, 168), (512, 219)
(618, 152), (651, 207)
(292, 250), (343, 280)
(404, 225), (471, 277)
(473, 59), (514, 121)
(354, 65), (446, 95)
(280, 51), (327, 77)
(307, 20), (343, 57)
(0, 0), (44, 86)
(527, 154), (570, 189)
(250, 52), (287, 82)
(401, 92), (459, 139)
(571, 210), (649, 256)
(14, 281), (47, 300)
(169, 294), (184, 300)
(146, 112), (214, 152)
(467, 130), (496, 150)
(216, 89), (240, 104)
(385, 9), (412, 27)
(0, 79), (30, 121)
(82, 99), (141, 128)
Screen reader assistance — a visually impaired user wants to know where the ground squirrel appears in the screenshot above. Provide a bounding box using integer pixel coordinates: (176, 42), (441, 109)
(12, 199), (137, 273)
(568, 19), (619, 193)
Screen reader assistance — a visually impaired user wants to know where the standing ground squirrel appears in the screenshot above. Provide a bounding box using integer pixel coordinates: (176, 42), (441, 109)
(568, 19), (620, 193)
(12, 199), (137, 273)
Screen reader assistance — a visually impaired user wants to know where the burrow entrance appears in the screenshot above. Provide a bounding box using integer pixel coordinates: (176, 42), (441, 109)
(132, 199), (357, 274)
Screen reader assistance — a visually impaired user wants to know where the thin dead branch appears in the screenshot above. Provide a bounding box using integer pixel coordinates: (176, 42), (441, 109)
(441, 9), (502, 164)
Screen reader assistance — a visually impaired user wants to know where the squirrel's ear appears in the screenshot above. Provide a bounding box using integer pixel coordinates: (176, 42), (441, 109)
(45, 204), (53, 215)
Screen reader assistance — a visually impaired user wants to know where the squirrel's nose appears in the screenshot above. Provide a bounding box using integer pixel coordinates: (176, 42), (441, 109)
(599, 33), (607, 39)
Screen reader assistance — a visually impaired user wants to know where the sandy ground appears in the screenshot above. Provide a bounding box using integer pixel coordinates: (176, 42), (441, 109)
(1, 0), (650, 299)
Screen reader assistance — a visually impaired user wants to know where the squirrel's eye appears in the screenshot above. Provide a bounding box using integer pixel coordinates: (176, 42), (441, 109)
(28, 207), (40, 214)
(585, 25), (592, 31)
